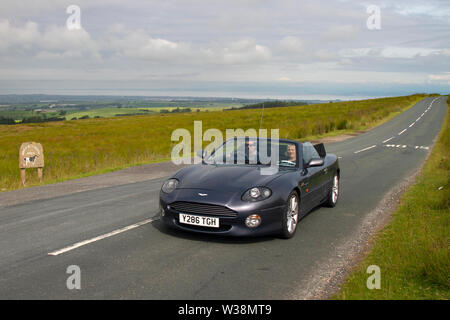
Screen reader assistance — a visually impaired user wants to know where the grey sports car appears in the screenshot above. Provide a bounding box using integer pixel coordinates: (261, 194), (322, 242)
(159, 137), (340, 238)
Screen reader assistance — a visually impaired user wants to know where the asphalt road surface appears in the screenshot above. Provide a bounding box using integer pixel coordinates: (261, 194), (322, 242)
(0, 96), (447, 299)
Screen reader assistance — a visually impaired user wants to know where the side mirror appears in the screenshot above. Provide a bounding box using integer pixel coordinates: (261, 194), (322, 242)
(307, 158), (324, 168)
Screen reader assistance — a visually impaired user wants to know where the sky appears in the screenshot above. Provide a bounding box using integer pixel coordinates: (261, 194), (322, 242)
(0, 0), (449, 99)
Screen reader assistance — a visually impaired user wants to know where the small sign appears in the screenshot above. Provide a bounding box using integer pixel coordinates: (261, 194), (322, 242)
(19, 142), (44, 186)
(19, 142), (44, 169)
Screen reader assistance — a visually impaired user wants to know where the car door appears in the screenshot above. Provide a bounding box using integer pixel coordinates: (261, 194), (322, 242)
(299, 166), (323, 213)
(299, 143), (324, 211)
(313, 144), (334, 200)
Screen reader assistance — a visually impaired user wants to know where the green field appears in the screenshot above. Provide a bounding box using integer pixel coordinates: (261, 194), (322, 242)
(334, 96), (449, 300)
(64, 106), (234, 120)
(0, 101), (243, 122)
(65, 107), (156, 119)
(0, 94), (431, 191)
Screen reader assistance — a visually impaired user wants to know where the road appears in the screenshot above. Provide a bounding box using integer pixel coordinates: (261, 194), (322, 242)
(0, 96), (447, 299)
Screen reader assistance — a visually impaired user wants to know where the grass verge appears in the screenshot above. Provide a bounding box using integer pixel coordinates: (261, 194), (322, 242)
(334, 96), (449, 300)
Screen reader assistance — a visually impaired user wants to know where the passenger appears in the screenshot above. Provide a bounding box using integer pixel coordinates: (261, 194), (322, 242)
(286, 144), (296, 162)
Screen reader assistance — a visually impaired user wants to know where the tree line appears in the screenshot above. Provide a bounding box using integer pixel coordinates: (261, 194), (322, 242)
(227, 100), (308, 110)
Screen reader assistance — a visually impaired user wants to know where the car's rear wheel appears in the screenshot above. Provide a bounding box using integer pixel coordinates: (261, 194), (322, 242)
(325, 173), (339, 207)
(280, 191), (299, 239)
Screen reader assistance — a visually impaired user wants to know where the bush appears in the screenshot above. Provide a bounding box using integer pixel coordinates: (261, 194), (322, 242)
(0, 116), (16, 125)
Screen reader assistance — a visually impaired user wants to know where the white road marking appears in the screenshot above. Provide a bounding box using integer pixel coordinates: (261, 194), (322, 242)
(382, 137), (394, 143)
(354, 145), (376, 154)
(416, 117), (421, 121)
(386, 144), (429, 150)
(48, 218), (154, 256)
(409, 123), (415, 128)
(398, 129), (407, 135)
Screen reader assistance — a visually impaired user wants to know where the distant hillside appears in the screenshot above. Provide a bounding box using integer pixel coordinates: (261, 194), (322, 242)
(232, 100), (309, 110)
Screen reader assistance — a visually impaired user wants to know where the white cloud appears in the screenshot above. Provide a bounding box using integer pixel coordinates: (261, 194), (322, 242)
(0, 19), (99, 58)
(278, 36), (303, 53)
(108, 29), (188, 60)
(339, 46), (445, 59)
(0, 0), (449, 95)
(315, 49), (338, 61)
(219, 39), (271, 64)
(0, 20), (39, 51)
(323, 25), (359, 41)
(106, 26), (271, 65)
(428, 73), (450, 81)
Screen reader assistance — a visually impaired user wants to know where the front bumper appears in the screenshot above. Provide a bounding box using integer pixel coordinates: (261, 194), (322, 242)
(159, 196), (285, 237)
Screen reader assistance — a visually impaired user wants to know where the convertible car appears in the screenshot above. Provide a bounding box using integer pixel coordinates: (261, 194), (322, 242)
(159, 137), (339, 238)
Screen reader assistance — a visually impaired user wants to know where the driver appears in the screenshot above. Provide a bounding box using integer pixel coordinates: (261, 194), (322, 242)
(245, 140), (258, 163)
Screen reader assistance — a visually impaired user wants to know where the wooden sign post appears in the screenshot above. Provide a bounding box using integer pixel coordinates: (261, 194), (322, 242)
(19, 142), (44, 186)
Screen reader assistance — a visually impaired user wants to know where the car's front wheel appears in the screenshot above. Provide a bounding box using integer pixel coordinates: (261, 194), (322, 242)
(324, 173), (339, 207)
(280, 191), (299, 239)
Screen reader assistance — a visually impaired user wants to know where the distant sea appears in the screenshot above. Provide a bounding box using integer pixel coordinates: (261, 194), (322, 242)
(0, 88), (377, 102)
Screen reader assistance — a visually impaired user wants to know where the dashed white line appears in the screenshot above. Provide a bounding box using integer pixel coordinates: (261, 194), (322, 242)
(409, 123), (415, 128)
(382, 137), (394, 143)
(386, 144), (429, 150)
(416, 117), (421, 122)
(398, 129), (407, 135)
(48, 218), (155, 256)
(354, 145), (376, 154)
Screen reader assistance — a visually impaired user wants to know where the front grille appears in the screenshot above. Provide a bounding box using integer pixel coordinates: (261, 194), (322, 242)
(169, 201), (237, 217)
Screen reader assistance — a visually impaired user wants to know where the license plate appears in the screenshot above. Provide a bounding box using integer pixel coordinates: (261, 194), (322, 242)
(179, 213), (219, 228)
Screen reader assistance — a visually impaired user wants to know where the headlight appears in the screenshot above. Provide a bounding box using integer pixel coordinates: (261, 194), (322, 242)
(242, 187), (272, 201)
(161, 178), (179, 193)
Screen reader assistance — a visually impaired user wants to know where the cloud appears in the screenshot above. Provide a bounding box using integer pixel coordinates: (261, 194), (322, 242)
(278, 36), (304, 53)
(323, 25), (359, 41)
(218, 39), (271, 64)
(428, 72), (450, 81)
(107, 29), (188, 60)
(0, 20), (40, 52)
(315, 49), (338, 61)
(106, 26), (271, 65)
(0, 0), (449, 96)
(339, 46), (445, 59)
(0, 19), (99, 58)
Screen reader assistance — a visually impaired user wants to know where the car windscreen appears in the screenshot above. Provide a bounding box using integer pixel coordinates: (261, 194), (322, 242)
(205, 139), (298, 167)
